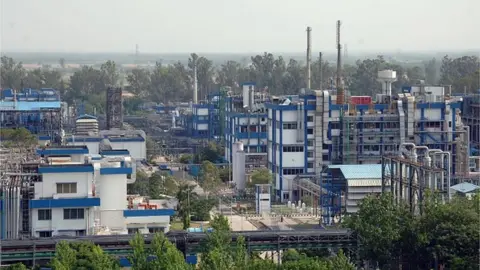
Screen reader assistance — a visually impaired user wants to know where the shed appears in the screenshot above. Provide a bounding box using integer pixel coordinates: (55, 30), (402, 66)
(450, 182), (480, 199)
(326, 164), (389, 213)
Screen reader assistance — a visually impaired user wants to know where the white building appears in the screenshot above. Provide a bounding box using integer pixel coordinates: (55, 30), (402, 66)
(18, 146), (174, 238)
(65, 130), (147, 161)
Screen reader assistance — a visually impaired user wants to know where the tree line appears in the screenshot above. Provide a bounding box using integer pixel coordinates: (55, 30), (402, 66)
(1, 54), (478, 114)
(6, 215), (355, 270)
(5, 192), (478, 269)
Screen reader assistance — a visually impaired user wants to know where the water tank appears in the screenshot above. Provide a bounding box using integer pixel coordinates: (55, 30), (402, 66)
(232, 142), (246, 190)
(76, 115), (99, 135)
(377, 70), (397, 96)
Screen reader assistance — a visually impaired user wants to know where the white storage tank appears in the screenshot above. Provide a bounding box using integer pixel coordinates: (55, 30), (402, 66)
(242, 84), (254, 108)
(76, 115), (99, 135)
(232, 142), (246, 190)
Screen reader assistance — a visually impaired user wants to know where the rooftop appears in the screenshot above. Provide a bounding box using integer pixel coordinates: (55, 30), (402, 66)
(450, 182), (480, 193)
(326, 164), (383, 179)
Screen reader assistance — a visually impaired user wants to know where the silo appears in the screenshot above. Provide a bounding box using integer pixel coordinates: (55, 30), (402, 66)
(232, 142), (246, 190)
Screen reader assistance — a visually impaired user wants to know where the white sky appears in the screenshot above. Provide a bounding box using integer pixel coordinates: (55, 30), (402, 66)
(1, 0), (479, 53)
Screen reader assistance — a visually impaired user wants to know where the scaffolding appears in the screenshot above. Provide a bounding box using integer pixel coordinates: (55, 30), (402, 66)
(381, 155), (446, 214)
(105, 87), (123, 130)
(0, 147), (40, 239)
(0, 109), (62, 141)
(339, 111), (400, 164)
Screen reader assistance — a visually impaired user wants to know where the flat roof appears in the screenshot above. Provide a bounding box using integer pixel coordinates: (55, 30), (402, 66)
(327, 164), (383, 179)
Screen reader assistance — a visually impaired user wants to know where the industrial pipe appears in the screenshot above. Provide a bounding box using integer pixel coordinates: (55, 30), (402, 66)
(399, 143), (416, 159)
(412, 146), (429, 163)
(435, 152), (451, 201)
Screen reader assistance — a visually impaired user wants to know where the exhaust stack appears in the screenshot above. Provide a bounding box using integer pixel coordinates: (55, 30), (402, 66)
(306, 27), (312, 89)
(336, 20), (344, 105)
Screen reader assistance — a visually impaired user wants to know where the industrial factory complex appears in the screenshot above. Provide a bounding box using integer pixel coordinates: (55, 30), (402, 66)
(0, 22), (479, 268)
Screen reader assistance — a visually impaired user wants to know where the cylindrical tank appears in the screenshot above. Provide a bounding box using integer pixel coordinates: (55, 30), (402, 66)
(76, 118), (99, 135)
(232, 142), (246, 190)
(242, 84), (254, 108)
(98, 164), (127, 230)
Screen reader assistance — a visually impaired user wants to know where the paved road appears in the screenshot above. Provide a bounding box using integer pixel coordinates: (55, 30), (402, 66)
(228, 215), (257, 231)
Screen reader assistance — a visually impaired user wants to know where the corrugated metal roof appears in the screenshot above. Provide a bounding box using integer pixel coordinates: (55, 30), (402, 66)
(450, 182), (480, 193)
(327, 164), (383, 179)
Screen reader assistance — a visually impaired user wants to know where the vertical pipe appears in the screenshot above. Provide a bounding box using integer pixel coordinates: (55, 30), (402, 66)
(319, 52), (323, 90)
(193, 61), (198, 104)
(306, 27), (312, 89)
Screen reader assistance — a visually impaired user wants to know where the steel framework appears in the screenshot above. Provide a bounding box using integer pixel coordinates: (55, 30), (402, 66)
(381, 155), (446, 214)
(106, 87), (123, 129)
(0, 230), (358, 265)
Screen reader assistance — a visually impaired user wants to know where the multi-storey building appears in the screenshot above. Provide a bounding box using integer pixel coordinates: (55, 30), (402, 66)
(0, 146), (174, 239)
(224, 83), (268, 169)
(266, 72), (470, 202)
(0, 88), (65, 142)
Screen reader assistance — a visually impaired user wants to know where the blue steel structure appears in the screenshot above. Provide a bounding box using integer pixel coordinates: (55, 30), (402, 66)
(266, 90), (467, 214)
(0, 88), (63, 141)
(225, 94), (268, 164)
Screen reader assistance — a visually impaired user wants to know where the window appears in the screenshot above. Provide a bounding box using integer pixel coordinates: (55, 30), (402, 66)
(307, 128), (314, 135)
(149, 227), (165, 233)
(282, 146), (304, 152)
(56, 183), (77, 194)
(307, 151), (314, 158)
(308, 162), (314, 168)
(38, 209), (51, 221)
(128, 228), (139, 234)
(322, 154), (329, 161)
(260, 125), (267, 132)
(282, 123), (297, 129)
(307, 116), (314, 122)
(282, 168), (304, 175)
(307, 140), (314, 147)
(39, 231), (52, 238)
(63, 208), (84, 220)
(76, 230), (86, 236)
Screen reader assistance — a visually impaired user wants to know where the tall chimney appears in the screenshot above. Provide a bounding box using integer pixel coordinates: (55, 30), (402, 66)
(306, 27), (312, 89)
(319, 52), (323, 90)
(336, 20), (344, 105)
(193, 60), (198, 104)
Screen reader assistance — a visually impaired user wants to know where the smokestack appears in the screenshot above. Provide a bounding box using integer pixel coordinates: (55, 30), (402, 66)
(193, 60), (198, 104)
(336, 20), (344, 105)
(306, 27), (312, 89)
(319, 52), (323, 90)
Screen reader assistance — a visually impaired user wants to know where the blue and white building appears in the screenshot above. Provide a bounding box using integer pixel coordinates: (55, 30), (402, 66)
(266, 71), (470, 202)
(0, 146), (174, 239)
(225, 83), (269, 169)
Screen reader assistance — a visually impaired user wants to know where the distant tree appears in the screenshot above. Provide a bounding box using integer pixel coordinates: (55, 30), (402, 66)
(0, 56), (26, 89)
(100, 60), (120, 86)
(150, 233), (191, 270)
(199, 161), (221, 197)
(176, 183), (198, 229)
(440, 55), (480, 93)
(179, 154), (193, 164)
(0, 128), (37, 148)
(126, 68), (151, 97)
(424, 57), (438, 84)
(50, 241), (119, 270)
(248, 167), (273, 188)
(129, 233), (151, 270)
(59, 58), (66, 69)
(127, 170), (149, 195)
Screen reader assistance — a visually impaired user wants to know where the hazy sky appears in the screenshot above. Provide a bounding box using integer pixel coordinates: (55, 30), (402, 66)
(1, 0), (479, 53)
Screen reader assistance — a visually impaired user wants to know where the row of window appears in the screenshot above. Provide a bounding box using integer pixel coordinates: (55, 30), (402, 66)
(38, 230), (86, 238)
(282, 146), (304, 152)
(38, 208), (85, 221)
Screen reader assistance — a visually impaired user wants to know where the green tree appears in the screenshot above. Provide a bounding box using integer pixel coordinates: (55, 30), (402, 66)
(50, 241), (119, 270)
(176, 183), (198, 229)
(344, 193), (413, 268)
(179, 154), (193, 164)
(199, 215), (234, 270)
(0, 56), (26, 89)
(129, 233), (151, 270)
(199, 161), (221, 198)
(248, 167), (272, 188)
(327, 250), (355, 270)
(5, 263), (28, 270)
(0, 128), (37, 148)
(127, 170), (149, 195)
(150, 233), (192, 270)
